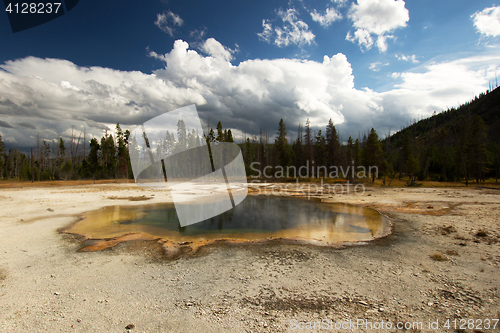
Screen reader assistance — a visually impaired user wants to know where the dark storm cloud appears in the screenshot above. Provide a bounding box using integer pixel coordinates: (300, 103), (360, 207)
(0, 120), (14, 128)
(17, 122), (37, 129)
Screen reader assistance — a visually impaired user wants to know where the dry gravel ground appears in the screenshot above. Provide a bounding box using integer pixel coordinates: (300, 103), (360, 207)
(0, 183), (499, 332)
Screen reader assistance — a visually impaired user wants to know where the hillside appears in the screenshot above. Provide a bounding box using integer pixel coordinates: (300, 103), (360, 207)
(384, 86), (500, 183)
(387, 86), (500, 148)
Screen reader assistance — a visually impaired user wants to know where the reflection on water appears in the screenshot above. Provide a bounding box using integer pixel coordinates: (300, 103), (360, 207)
(66, 196), (391, 245)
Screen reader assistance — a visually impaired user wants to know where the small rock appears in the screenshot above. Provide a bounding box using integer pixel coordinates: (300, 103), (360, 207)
(359, 301), (368, 306)
(125, 323), (135, 330)
(54, 292), (59, 295)
(76, 318), (82, 323)
(47, 208), (54, 212)
(427, 302), (433, 306)
(378, 308), (384, 312)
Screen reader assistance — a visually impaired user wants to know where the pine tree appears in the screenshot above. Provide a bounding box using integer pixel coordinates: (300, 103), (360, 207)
(258, 128), (267, 176)
(466, 115), (488, 182)
(100, 133), (116, 178)
(164, 131), (175, 156)
(353, 138), (361, 178)
(42, 140), (50, 176)
(405, 153), (420, 185)
(88, 138), (100, 176)
(0, 134), (5, 179)
(275, 118), (290, 168)
(325, 118), (340, 167)
(294, 123), (303, 169)
(362, 128), (383, 182)
(491, 142), (500, 182)
(401, 131), (412, 181)
(304, 118), (313, 164)
(226, 129), (234, 142)
(116, 123), (128, 178)
(314, 130), (326, 177)
(346, 136), (354, 181)
(176, 120), (187, 152)
(0, 134), (5, 155)
(58, 137), (66, 169)
(216, 121), (224, 143)
(382, 159), (394, 185)
(187, 129), (199, 149)
(205, 128), (215, 144)
(244, 137), (253, 170)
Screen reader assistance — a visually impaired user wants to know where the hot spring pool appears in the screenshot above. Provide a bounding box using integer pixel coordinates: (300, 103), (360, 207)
(65, 195), (391, 247)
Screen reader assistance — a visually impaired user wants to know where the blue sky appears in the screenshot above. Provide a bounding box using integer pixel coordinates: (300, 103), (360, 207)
(1, 0), (500, 149)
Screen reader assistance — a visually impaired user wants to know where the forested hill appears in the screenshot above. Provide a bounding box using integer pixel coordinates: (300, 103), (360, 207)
(387, 86), (500, 148)
(384, 86), (500, 183)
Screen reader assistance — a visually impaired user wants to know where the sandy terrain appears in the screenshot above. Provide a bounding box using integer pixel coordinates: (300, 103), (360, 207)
(0, 182), (499, 332)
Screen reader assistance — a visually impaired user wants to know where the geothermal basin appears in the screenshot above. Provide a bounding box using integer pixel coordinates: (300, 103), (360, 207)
(63, 195), (391, 254)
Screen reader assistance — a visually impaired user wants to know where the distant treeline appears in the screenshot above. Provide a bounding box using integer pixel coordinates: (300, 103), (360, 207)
(1, 87), (499, 185)
(0, 124), (132, 181)
(241, 87), (500, 185)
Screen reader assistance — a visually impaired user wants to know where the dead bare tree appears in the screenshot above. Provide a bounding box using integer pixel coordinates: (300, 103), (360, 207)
(31, 147), (34, 182)
(70, 125), (75, 165)
(51, 139), (56, 178)
(83, 128), (86, 159)
(74, 129), (82, 166)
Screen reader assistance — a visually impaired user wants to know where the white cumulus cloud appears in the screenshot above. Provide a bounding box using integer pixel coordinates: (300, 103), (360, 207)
(0, 55), (205, 148)
(200, 38), (235, 62)
(1, 39), (499, 150)
(395, 54), (419, 63)
(369, 62), (389, 71)
(381, 54), (500, 126)
(151, 40), (347, 131)
(332, 0), (348, 6)
(155, 10), (184, 37)
(471, 6), (500, 37)
(347, 0), (409, 52)
(258, 8), (315, 47)
(310, 7), (343, 27)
